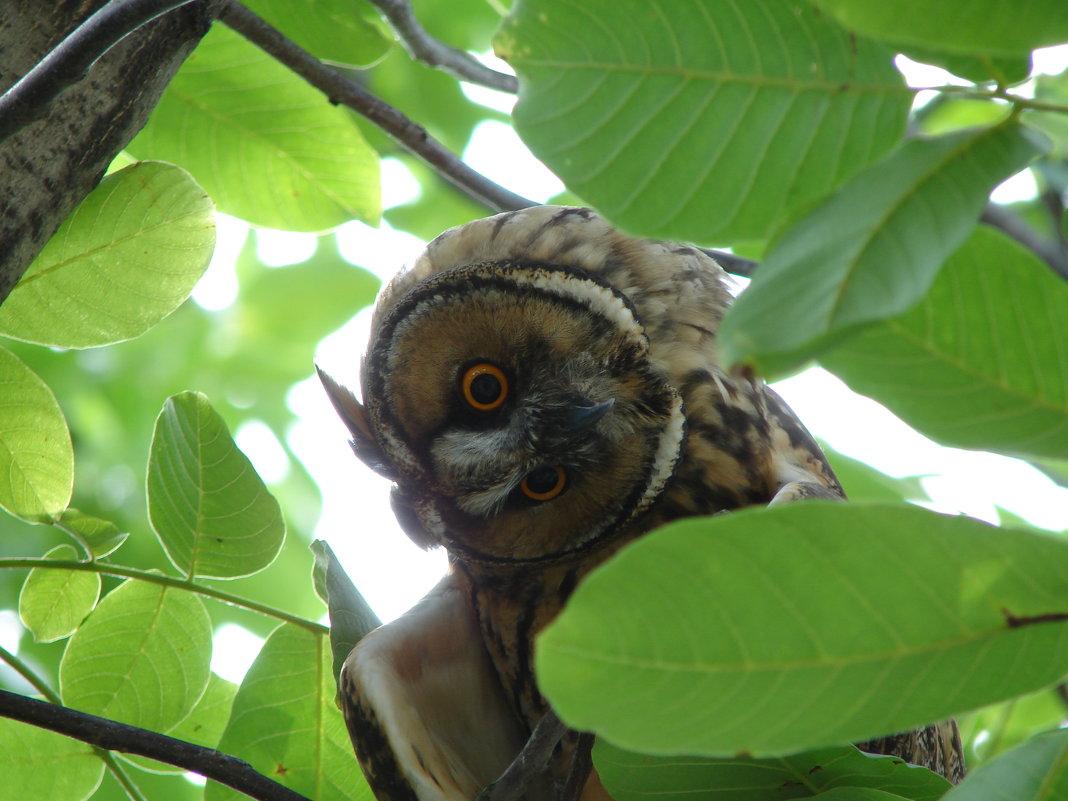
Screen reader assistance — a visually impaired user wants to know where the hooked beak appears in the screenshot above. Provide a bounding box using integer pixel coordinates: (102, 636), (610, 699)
(562, 398), (614, 434)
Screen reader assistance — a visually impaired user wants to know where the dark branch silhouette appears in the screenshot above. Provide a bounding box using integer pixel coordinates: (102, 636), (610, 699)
(0, 690), (311, 801)
(219, 1), (534, 213)
(368, 0), (517, 93)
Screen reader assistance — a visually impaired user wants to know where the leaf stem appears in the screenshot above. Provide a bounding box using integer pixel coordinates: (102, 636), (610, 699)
(913, 84), (1068, 116)
(0, 559), (328, 635)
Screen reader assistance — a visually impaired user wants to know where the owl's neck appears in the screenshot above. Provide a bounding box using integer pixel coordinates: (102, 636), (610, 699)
(454, 530), (637, 729)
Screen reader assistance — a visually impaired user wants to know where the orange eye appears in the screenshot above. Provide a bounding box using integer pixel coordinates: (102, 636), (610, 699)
(461, 363), (508, 411)
(520, 466), (567, 501)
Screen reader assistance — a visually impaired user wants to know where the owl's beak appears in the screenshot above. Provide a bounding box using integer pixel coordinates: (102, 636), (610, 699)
(562, 398), (614, 434)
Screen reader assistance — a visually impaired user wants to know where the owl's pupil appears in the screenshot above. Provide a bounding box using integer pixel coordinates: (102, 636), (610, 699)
(469, 373), (502, 405)
(525, 466), (561, 494)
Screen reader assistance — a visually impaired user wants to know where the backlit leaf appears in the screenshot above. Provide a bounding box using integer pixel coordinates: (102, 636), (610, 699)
(19, 544), (100, 643)
(0, 162), (215, 348)
(537, 503), (1068, 757)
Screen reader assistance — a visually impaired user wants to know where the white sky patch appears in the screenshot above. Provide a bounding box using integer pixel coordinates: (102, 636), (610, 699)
(464, 120), (565, 203)
(336, 220), (426, 282)
(192, 213), (247, 311)
(0, 610), (21, 655)
(210, 623), (265, 684)
(257, 228), (317, 267)
(235, 420), (291, 484)
(774, 368), (1068, 531)
(991, 168), (1039, 204)
(381, 157), (422, 209)
(287, 371), (447, 623)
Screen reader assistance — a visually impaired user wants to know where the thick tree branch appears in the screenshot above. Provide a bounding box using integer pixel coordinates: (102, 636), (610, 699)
(369, 0), (517, 93)
(218, 1), (533, 213)
(0, 690), (311, 801)
(0, 0), (222, 303)
(0, 0), (199, 143)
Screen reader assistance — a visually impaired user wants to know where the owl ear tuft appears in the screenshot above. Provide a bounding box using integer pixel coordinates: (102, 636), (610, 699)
(316, 365), (396, 480)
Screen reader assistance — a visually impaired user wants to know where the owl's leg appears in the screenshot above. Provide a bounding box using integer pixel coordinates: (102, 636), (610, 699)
(340, 570), (550, 801)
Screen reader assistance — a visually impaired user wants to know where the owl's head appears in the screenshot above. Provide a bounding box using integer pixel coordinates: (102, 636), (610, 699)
(321, 207), (694, 565)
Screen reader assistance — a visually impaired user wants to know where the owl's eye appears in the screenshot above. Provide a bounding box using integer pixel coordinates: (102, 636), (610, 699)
(520, 466), (567, 501)
(461, 363), (509, 411)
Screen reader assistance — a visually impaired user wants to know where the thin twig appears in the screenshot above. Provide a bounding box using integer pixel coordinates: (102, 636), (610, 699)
(0, 0), (199, 144)
(981, 203), (1068, 280)
(219, 0), (533, 213)
(476, 710), (570, 801)
(369, 0), (517, 93)
(0, 690), (311, 801)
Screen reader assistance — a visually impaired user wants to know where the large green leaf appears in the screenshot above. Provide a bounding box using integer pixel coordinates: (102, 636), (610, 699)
(496, 0), (909, 243)
(147, 391), (285, 579)
(536, 503), (1068, 757)
(943, 728), (1068, 799)
(0, 345), (73, 522)
(809, 0), (1068, 57)
(821, 226), (1068, 461)
(18, 544), (100, 643)
(59, 579), (212, 732)
(0, 161), (215, 348)
(595, 741), (950, 801)
(205, 623), (370, 801)
(719, 121), (1047, 377)
(0, 718), (103, 801)
(241, 0), (391, 66)
(128, 24), (380, 231)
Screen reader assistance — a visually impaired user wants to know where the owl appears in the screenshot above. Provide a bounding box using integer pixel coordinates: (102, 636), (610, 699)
(319, 206), (964, 801)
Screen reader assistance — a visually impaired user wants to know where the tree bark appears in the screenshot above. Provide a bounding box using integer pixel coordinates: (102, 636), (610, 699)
(0, 0), (222, 303)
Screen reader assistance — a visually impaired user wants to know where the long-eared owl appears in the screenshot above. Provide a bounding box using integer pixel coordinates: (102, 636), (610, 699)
(319, 206), (965, 801)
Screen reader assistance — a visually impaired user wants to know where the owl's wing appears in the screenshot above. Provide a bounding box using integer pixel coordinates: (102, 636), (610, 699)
(339, 570), (543, 801)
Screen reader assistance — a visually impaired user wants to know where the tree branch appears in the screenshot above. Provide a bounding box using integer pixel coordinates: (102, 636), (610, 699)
(0, 0), (222, 304)
(218, 0), (534, 213)
(476, 710), (569, 801)
(981, 203), (1068, 280)
(369, 0), (517, 93)
(0, 0), (200, 144)
(0, 690), (312, 801)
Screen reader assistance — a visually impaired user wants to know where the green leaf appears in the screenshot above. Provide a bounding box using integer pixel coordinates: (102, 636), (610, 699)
(60, 579), (212, 731)
(943, 728), (1068, 799)
(536, 503), (1068, 757)
(0, 718), (103, 801)
(0, 161), (215, 348)
(821, 226), (1068, 462)
(595, 740), (950, 801)
(900, 45), (1031, 87)
(205, 623), (370, 801)
(311, 540), (381, 685)
(55, 508), (129, 559)
(18, 544), (100, 643)
(808, 0), (1068, 57)
(0, 345), (73, 522)
(719, 120), (1048, 377)
(959, 687), (1067, 763)
(147, 391), (286, 579)
(496, 0), (909, 243)
(128, 24), (380, 231)
(241, 0), (391, 66)
(812, 791), (912, 801)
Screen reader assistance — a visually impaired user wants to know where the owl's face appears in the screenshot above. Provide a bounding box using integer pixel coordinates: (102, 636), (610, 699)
(343, 259), (685, 564)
